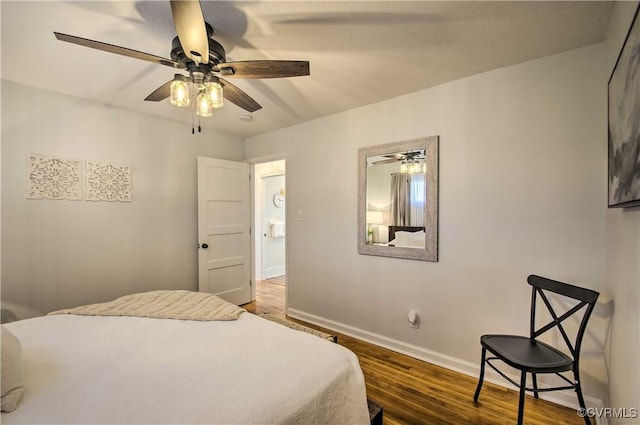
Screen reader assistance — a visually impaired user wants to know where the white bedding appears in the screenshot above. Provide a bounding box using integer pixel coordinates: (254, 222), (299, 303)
(389, 229), (425, 248)
(2, 312), (369, 424)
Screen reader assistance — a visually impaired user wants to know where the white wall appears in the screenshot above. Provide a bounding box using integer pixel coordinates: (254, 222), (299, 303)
(1, 81), (244, 317)
(246, 44), (607, 402)
(604, 2), (640, 422)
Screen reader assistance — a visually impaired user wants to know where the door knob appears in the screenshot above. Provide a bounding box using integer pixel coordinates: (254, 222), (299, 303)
(201, 243), (208, 249)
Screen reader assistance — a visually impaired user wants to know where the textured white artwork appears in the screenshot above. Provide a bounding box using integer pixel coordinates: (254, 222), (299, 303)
(85, 160), (132, 202)
(26, 154), (83, 200)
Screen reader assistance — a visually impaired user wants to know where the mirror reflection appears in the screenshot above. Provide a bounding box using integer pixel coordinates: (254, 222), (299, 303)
(357, 136), (438, 262)
(366, 149), (426, 248)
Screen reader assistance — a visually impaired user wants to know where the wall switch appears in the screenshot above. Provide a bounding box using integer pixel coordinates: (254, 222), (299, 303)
(297, 210), (303, 221)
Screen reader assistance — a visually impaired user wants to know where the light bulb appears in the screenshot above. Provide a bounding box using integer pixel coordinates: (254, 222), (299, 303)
(205, 81), (224, 108)
(170, 79), (190, 107)
(196, 91), (213, 117)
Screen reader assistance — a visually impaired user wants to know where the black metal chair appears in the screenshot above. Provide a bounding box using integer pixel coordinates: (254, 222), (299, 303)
(473, 274), (599, 425)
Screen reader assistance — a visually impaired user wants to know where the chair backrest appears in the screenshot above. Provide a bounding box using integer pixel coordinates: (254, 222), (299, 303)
(527, 275), (599, 362)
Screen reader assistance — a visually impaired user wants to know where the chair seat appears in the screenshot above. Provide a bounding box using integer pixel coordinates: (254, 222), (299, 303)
(481, 334), (573, 373)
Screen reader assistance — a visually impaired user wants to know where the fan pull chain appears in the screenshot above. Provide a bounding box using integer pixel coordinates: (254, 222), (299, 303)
(191, 94), (196, 135)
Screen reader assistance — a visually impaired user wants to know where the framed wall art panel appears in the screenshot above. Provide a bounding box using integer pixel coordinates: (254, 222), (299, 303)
(85, 160), (132, 202)
(608, 4), (640, 208)
(26, 154), (82, 200)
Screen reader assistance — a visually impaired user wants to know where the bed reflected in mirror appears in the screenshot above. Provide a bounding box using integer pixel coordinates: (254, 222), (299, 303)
(358, 136), (438, 261)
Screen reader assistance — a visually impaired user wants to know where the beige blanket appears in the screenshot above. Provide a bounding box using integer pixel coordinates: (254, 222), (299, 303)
(49, 290), (245, 321)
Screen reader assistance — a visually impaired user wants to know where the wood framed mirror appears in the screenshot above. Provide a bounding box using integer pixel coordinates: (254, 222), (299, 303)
(358, 136), (438, 261)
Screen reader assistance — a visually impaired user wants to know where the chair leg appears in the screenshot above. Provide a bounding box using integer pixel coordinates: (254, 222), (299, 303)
(473, 347), (487, 405)
(574, 369), (591, 425)
(532, 373), (539, 399)
(517, 371), (527, 425)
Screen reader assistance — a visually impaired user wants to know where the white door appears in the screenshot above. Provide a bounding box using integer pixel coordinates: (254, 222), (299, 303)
(197, 156), (251, 305)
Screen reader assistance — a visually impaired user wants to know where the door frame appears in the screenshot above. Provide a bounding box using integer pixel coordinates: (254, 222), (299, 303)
(246, 153), (288, 312)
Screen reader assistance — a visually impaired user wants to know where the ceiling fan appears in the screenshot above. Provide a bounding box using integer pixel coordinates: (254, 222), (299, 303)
(373, 150), (425, 165)
(372, 150), (426, 174)
(53, 0), (309, 124)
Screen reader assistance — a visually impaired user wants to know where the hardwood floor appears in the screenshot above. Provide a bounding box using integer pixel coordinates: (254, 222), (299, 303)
(265, 274), (286, 286)
(243, 280), (583, 425)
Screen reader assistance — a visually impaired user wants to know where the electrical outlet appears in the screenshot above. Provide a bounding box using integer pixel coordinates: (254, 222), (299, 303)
(408, 310), (420, 329)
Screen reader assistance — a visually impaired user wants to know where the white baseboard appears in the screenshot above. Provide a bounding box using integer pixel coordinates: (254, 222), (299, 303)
(264, 265), (285, 279)
(262, 264), (285, 279)
(287, 308), (605, 423)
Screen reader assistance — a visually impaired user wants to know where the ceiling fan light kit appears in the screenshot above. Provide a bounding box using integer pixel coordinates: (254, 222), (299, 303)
(400, 160), (426, 175)
(54, 0), (309, 130)
(169, 73), (224, 117)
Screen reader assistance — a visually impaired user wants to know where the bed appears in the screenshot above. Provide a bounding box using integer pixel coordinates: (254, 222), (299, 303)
(1, 290), (370, 424)
(388, 226), (425, 248)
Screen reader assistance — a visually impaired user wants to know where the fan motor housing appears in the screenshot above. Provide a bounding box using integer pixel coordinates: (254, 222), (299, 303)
(170, 35), (226, 67)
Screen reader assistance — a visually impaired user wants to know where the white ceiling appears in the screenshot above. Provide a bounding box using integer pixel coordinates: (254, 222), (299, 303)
(1, 1), (613, 138)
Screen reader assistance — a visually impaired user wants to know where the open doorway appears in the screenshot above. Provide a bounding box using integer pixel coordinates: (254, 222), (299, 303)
(252, 160), (286, 315)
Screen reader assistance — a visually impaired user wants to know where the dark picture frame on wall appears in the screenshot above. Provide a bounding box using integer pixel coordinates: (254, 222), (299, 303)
(608, 4), (640, 208)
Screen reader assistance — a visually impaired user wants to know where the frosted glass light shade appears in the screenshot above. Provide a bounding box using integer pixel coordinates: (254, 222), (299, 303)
(205, 81), (224, 108)
(196, 91), (213, 117)
(170, 80), (190, 107)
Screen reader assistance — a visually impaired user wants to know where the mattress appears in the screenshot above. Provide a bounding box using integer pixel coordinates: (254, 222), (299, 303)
(2, 311), (369, 424)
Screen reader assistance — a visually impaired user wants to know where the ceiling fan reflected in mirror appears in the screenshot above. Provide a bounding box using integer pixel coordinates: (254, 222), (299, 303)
(53, 0), (310, 128)
(372, 150), (426, 174)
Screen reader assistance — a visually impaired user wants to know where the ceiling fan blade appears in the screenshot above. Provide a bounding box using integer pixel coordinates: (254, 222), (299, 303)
(220, 78), (262, 112)
(144, 80), (173, 102)
(170, 0), (209, 64)
(216, 60), (310, 79)
(373, 158), (399, 165)
(54, 32), (181, 69)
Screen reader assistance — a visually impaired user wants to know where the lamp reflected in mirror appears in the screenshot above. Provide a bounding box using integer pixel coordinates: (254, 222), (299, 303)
(366, 210), (384, 244)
